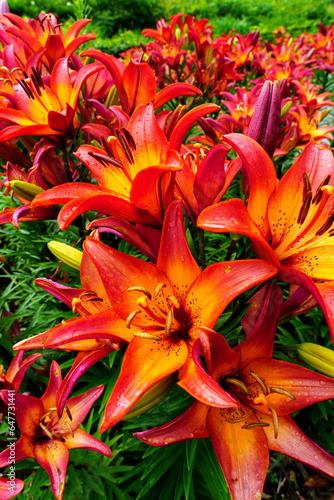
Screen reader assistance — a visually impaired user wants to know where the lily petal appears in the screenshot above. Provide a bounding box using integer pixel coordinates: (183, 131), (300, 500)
(157, 200), (201, 299)
(0, 436), (35, 467)
(242, 358), (334, 415)
(186, 259), (278, 329)
(34, 439), (69, 500)
(64, 427), (112, 457)
(0, 391), (43, 437)
(207, 406), (269, 500)
(135, 400), (210, 445)
(41, 361), (62, 410)
(100, 336), (188, 432)
(262, 414), (334, 479)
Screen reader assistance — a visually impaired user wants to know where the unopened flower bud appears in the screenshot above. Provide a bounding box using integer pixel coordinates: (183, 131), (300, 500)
(9, 181), (44, 201)
(47, 241), (83, 270)
(281, 99), (292, 117)
(122, 373), (177, 420)
(297, 342), (334, 378)
(247, 80), (281, 158)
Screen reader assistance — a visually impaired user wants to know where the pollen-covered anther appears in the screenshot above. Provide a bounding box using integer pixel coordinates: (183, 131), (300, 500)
(269, 407), (279, 439)
(315, 207), (334, 236)
(297, 191), (312, 225)
(66, 421), (74, 438)
(39, 421), (54, 440)
(154, 283), (166, 298)
(133, 332), (161, 341)
(65, 405), (73, 421)
(127, 286), (152, 300)
(125, 309), (142, 328)
(225, 378), (250, 396)
(165, 310), (173, 337)
(302, 171), (311, 200)
(312, 174), (331, 205)
(71, 297), (82, 315)
(225, 410), (253, 424)
(167, 295), (180, 309)
(79, 290), (98, 298)
(269, 387), (296, 400)
(116, 129), (135, 165)
(87, 151), (123, 169)
(249, 371), (269, 395)
(242, 422), (270, 430)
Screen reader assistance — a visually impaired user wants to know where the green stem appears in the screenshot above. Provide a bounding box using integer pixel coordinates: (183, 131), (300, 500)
(197, 228), (206, 270)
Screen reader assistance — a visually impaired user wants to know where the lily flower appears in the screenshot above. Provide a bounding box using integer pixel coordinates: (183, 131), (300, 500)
(15, 200), (277, 431)
(198, 134), (334, 341)
(0, 56), (103, 142)
(0, 361), (112, 500)
(0, 12), (96, 71)
(135, 284), (334, 500)
(31, 102), (219, 229)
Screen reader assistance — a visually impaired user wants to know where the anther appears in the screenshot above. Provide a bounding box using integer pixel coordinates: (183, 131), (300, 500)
(65, 405), (73, 421)
(123, 128), (136, 150)
(127, 287), (152, 299)
(249, 372), (268, 395)
(225, 410), (253, 423)
(242, 422), (270, 430)
(302, 172), (311, 200)
(312, 174), (331, 204)
(225, 378), (250, 396)
(39, 422), (54, 440)
(165, 310), (173, 337)
(125, 309), (142, 328)
(87, 297), (104, 303)
(66, 421), (74, 438)
(315, 208), (334, 236)
(297, 191), (312, 225)
(87, 151), (123, 168)
(154, 283), (166, 298)
(167, 295), (180, 309)
(79, 290), (98, 298)
(269, 407), (279, 439)
(116, 130), (134, 165)
(71, 297), (81, 315)
(269, 387), (296, 400)
(133, 332), (161, 340)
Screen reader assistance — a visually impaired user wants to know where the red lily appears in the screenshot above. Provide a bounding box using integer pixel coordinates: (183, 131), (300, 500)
(0, 361), (112, 500)
(198, 134), (334, 341)
(0, 12), (96, 71)
(81, 48), (202, 116)
(15, 200), (277, 431)
(31, 102), (219, 229)
(135, 284), (334, 500)
(0, 56), (103, 142)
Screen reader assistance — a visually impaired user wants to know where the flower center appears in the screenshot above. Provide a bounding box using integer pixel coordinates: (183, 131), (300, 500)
(126, 283), (189, 343)
(38, 406), (73, 442)
(221, 371), (295, 438)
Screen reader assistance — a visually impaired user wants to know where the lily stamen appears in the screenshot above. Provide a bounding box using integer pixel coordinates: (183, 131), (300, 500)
(269, 387), (296, 400)
(65, 406), (73, 421)
(127, 286), (152, 300)
(39, 421), (54, 440)
(269, 407), (279, 439)
(125, 309), (142, 328)
(133, 332), (161, 341)
(225, 378), (250, 395)
(154, 283), (166, 298)
(249, 371), (269, 395)
(167, 295), (180, 309)
(242, 422), (270, 430)
(165, 310), (173, 337)
(225, 410), (253, 424)
(297, 191), (312, 224)
(66, 421), (74, 438)
(302, 171), (311, 200)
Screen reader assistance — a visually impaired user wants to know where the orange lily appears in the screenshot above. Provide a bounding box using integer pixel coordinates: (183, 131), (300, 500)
(0, 56), (103, 142)
(198, 134), (334, 341)
(15, 200), (277, 432)
(135, 284), (334, 500)
(31, 102), (219, 229)
(0, 361), (112, 500)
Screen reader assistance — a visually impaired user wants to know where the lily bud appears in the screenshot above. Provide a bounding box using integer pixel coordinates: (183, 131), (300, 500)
(9, 181), (44, 202)
(297, 342), (334, 378)
(47, 241), (83, 270)
(122, 373), (177, 420)
(247, 80), (281, 158)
